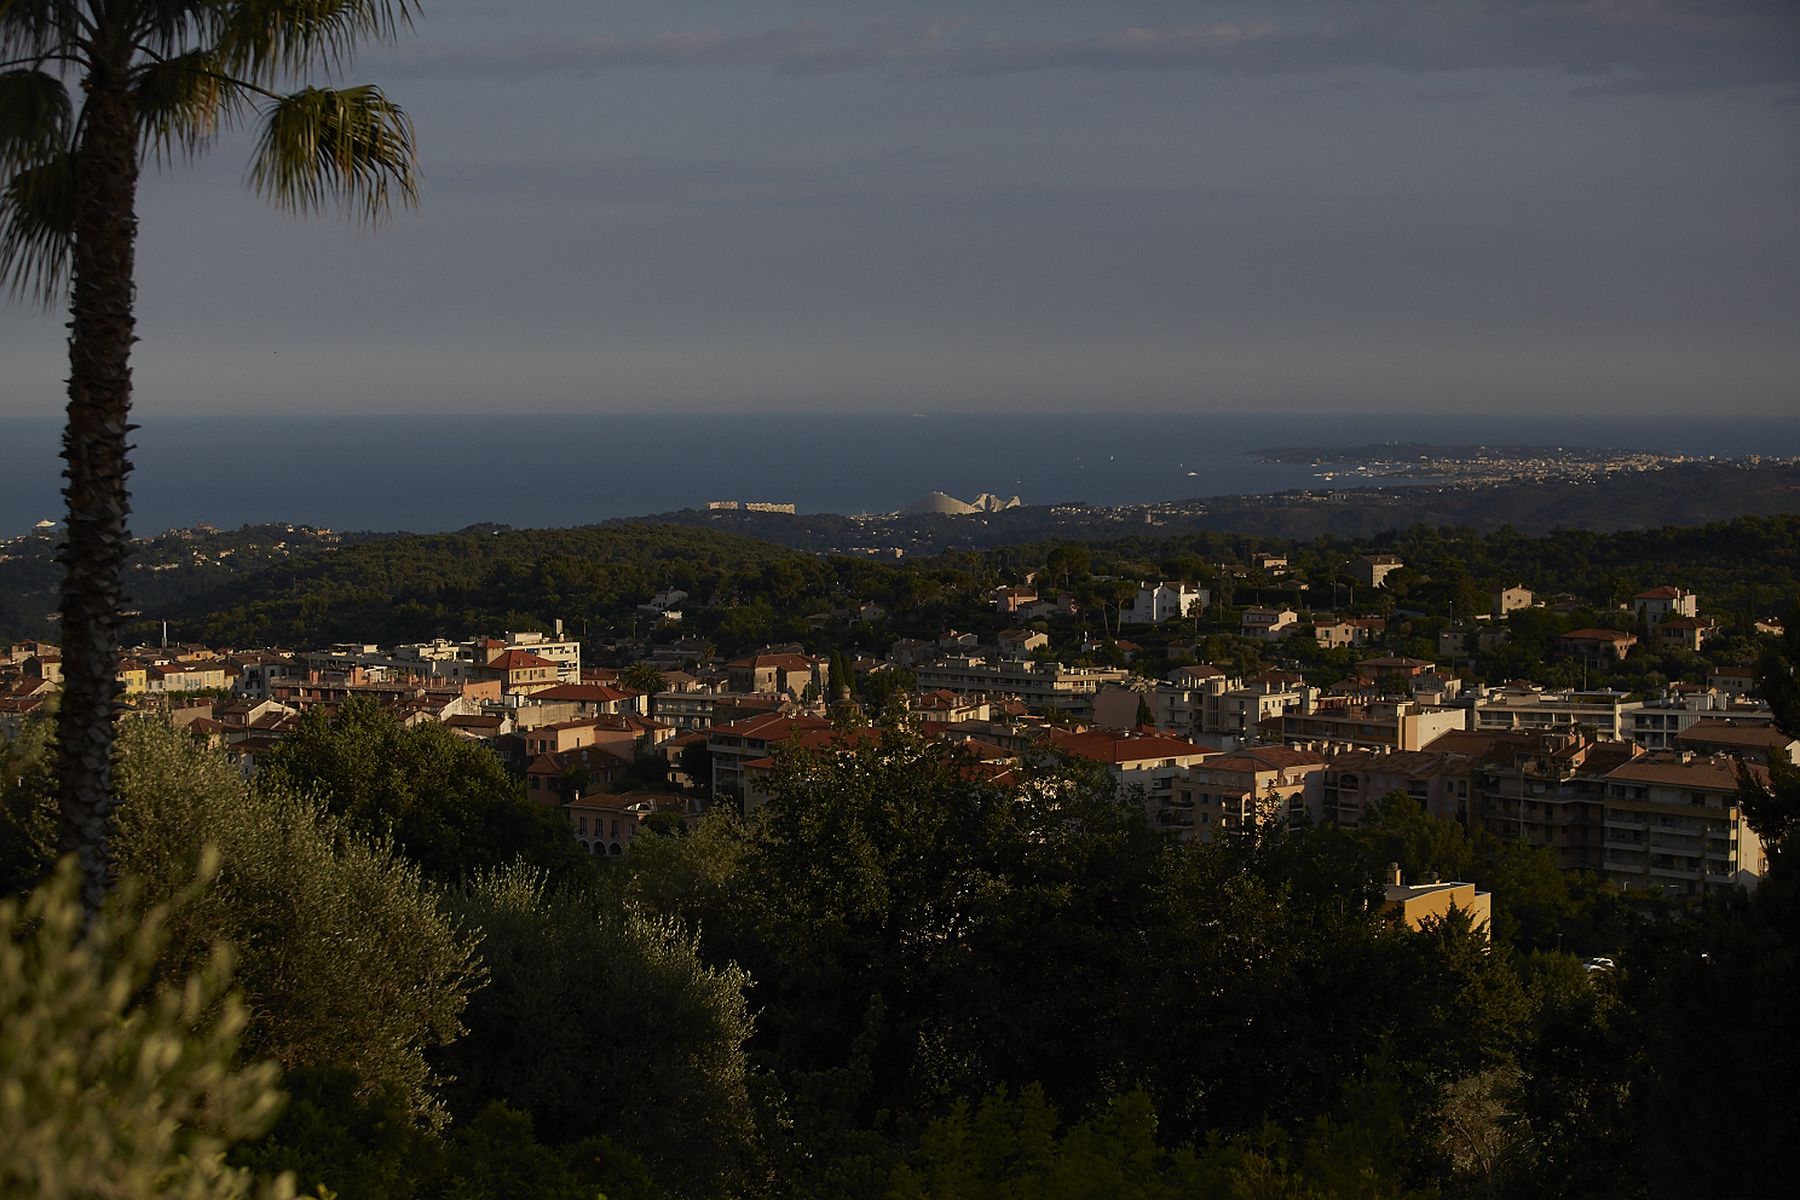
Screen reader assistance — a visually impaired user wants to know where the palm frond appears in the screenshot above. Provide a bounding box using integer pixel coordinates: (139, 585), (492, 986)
(248, 83), (415, 223)
(219, 0), (419, 81)
(0, 148), (73, 304)
(123, 1), (213, 56)
(135, 50), (249, 161)
(0, 68), (70, 173)
(0, 1), (87, 61)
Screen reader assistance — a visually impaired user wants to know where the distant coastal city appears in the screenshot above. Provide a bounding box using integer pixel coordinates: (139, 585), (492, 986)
(1252, 442), (1744, 486)
(3, 0), (1797, 1189)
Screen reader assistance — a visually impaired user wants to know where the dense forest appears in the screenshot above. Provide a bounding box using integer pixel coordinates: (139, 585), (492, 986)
(16, 515), (1782, 686)
(6, 701), (1797, 1198)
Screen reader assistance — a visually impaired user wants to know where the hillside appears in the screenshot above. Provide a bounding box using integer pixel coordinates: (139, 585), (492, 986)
(151, 522), (895, 650)
(638, 460), (1800, 554)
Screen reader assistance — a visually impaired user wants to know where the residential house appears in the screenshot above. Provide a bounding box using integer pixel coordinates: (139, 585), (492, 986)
(516, 682), (650, 727)
(1314, 617), (1385, 649)
(1240, 607), (1299, 642)
(912, 690), (992, 728)
(1674, 719), (1796, 765)
(913, 657), (1132, 719)
(1352, 657), (1437, 687)
(524, 743), (634, 805)
(1632, 586), (1698, 631)
(1600, 753), (1767, 894)
(1119, 581), (1207, 626)
(1350, 554), (1405, 589)
(639, 589), (689, 617)
(523, 720), (604, 758)
(707, 713), (835, 810)
(1315, 749), (1475, 828)
(495, 626), (582, 682)
(991, 585), (1039, 615)
(116, 659), (147, 696)
(1383, 865), (1492, 940)
(1019, 594), (1078, 621)
(1048, 728), (1217, 818)
(1463, 730), (1639, 872)
(1560, 628), (1638, 660)
(148, 659), (229, 693)
(1267, 697), (1465, 755)
(483, 649), (562, 697)
(1165, 746), (1328, 842)
(1654, 615), (1710, 652)
(1469, 685), (1643, 740)
(1492, 585), (1533, 616)
(1707, 666), (1757, 700)
(996, 628), (1050, 660)
(726, 653), (826, 699)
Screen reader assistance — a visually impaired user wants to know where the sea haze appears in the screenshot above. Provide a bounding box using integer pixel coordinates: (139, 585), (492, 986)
(3, 412), (1798, 538)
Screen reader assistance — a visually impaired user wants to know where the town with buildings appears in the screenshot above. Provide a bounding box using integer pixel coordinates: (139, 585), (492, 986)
(1251, 442), (1751, 486)
(5, 550), (1783, 901)
(5, 0), (1798, 1193)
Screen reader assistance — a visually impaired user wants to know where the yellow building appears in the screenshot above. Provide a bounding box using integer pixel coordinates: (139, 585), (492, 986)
(1383, 865), (1493, 941)
(116, 662), (147, 696)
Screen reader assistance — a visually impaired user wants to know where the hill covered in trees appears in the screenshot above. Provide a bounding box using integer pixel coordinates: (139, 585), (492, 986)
(642, 459), (1800, 553)
(116, 514), (1798, 665)
(8, 706), (1798, 1198)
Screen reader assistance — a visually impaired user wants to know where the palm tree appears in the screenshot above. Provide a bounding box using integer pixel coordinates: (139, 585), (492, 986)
(2, 1), (420, 914)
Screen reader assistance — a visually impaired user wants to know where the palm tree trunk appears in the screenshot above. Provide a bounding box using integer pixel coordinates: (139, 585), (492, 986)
(57, 55), (139, 917)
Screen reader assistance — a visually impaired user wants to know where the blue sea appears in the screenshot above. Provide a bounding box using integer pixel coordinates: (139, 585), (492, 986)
(3, 411), (1798, 538)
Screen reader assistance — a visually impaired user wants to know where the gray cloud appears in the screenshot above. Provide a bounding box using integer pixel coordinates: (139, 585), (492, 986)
(380, 2), (1800, 97)
(382, 19), (960, 79)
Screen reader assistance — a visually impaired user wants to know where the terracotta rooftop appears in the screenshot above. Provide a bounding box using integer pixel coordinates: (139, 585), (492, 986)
(1606, 754), (1764, 791)
(1049, 729), (1214, 766)
(487, 649), (558, 671)
(529, 683), (639, 704)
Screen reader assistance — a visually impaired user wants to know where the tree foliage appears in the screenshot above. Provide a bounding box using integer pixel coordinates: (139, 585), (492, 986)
(259, 698), (587, 883)
(107, 717), (482, 1125)
(0, 858), (311, 1200)
(438, 863), (755, 1200)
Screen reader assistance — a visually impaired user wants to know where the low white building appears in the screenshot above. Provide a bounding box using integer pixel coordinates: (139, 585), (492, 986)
(1120, 581), (1207, 626)
(1241, 607), (1299, 642)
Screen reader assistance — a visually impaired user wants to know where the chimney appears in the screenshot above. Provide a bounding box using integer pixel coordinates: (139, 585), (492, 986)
(554, 618), (564, 638)
(1389, 862), (1403, 887)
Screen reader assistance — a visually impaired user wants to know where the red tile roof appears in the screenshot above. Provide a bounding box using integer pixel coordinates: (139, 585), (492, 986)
(487, 649), (558, 671)
(1049, 729), (1214, 766)
(530, 683), (639, 703)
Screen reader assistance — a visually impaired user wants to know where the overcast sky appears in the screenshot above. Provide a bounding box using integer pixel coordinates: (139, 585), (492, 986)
(3, 0), (1797, 418)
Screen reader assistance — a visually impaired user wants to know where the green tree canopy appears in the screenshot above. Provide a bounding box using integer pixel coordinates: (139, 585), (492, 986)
(259, 698), (587, 883)
(1, 859), (311, 1200)
(438, 863), (755, 1199)
(108, 717), (481, 1125)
